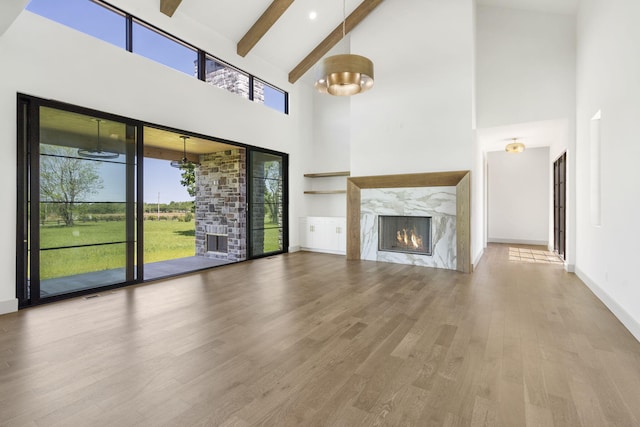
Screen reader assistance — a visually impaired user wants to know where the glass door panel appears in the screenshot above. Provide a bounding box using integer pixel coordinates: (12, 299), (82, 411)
(249, 151), (286, 257)
(36, 106), (136, 299)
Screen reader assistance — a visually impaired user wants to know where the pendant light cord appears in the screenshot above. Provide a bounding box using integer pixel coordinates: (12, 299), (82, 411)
(342, 0), (346, 39)
(96, 119), (102, 150)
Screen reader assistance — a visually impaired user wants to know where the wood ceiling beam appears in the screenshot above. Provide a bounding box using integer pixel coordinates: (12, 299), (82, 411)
(160, 0), (183, 17)
(288, 0), (384, 84)
(237, 0), (295, 57)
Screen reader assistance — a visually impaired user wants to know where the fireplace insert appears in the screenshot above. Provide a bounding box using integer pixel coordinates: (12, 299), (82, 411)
(378, 215), (432, 255)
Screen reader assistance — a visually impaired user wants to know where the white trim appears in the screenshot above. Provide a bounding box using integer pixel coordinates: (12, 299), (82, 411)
(0, 298), (18, 316)
(564, 263), (575, 273)
(473, 248), (484, 270)
(300, 248), (346, 256)
(487, 238), (549, 246)
(288, 245), (301, 252)
(576, 267), (640, 344)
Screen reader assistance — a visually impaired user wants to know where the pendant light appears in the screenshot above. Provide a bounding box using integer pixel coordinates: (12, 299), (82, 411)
(170, 135), (193, 168)
(78, 119), (119, 159)
(505, 138), (525, 153)
(314, 0), (374, 96)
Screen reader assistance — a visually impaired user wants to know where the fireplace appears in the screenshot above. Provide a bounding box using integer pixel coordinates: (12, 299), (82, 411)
(378, 215), (432, 256)
(207, 234), (228, 253)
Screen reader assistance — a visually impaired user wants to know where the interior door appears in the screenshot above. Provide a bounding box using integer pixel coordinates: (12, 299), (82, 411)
(553, 152), (566, 259)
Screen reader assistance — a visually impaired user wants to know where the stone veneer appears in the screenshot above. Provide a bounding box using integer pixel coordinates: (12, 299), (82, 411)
(361, 187), (457, 270)
(195, 149), (246, 261)
(205, 64), (265, 102)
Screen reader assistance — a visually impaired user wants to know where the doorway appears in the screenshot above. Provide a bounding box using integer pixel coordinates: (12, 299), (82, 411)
(553, 152), (567, 259)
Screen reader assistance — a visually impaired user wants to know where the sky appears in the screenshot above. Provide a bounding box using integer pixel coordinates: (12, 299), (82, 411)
(143, 158), (192, 204)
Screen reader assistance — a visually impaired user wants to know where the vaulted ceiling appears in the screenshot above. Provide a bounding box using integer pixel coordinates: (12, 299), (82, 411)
(160, 0), (578, 85)
(164, 0), (384, 83)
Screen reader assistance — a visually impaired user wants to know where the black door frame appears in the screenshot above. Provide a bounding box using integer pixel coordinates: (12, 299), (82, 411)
(17, 95), (142, 306)
(553, 152), (567, 260)
(247, 149), (289, 259)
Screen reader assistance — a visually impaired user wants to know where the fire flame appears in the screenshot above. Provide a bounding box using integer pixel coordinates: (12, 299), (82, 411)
(396, 227), (424, 251)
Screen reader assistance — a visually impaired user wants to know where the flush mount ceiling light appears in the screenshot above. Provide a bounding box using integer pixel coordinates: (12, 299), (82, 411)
(314, 0), (374, 96)
(505, 138), (525, 153)
(170, 135), (194, 168)
(77, 118), (119, 159)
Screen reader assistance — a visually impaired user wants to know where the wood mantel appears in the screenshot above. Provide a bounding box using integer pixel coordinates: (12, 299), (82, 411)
(346, 170), (471, 273)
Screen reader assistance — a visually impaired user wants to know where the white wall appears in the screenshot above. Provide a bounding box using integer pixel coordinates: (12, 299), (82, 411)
(476, 6), (576, 128)
(302, 84), (351, 219)
(0, 10), (313, 312)
(575, 0), (640, 341)
(305, 0), (478, 260)
(347, 0), (479, 261)
(349, 0), (475, 177)
(0, 0), (28, 36)
(487, 147), (549, 244)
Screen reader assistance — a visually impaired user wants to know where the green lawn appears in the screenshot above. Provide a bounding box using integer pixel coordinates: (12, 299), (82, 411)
(39, 220), (195, 279)
(144, 220), (195, 263)
(38, 220), (281, 279)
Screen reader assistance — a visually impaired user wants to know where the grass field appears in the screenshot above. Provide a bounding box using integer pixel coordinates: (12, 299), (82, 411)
(38, 220), (280, 279)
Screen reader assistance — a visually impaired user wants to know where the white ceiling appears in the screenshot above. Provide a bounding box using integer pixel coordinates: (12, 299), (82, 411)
(476, 119), (570, 153)
(174, 0), (579, 75)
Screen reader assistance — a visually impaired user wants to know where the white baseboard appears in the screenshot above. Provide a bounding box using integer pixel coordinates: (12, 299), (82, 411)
(288, 245), (301, 253)
(473, 249), (484, 271)
(565, 263), (575, 273)
(576, 267), (640, 344)
(300, 247), (346, 256)
(488, 238), (549, 246)
(0, 298), (18, 316)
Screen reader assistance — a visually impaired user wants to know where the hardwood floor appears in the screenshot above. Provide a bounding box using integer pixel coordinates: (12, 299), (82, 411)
(2, 244), (640, 426)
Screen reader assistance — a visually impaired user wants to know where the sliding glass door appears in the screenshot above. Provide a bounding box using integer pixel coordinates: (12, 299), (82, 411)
(17, 95), (290, 307)
(20, 102), (138, 303)
(248, 151), (287, 258)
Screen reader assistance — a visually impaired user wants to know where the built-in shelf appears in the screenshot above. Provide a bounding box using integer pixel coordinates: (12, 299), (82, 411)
(304, 190), (347, 195)
(304, 171), (351, 178)
(303, 171), (350, 195)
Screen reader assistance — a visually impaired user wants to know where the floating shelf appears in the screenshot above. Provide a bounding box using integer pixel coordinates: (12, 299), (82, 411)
(304, 190), (347, 195)
(304, 171), (350, 178)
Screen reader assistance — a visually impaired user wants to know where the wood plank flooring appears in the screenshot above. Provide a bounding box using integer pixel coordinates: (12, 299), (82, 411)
(2, 244), (640, 426)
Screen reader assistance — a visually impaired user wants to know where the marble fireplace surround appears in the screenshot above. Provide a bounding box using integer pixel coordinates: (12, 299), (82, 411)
(347, 171), (471, 273)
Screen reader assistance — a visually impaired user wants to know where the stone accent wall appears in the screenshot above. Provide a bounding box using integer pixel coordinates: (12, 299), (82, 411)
(195, 149), (246, 261)
(205, 64), (265, 102)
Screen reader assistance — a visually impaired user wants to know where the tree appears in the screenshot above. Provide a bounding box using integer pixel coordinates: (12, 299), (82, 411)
(263, 161), (282, 224)
(179, 163), (197, 198)
(40, 146), (104, 226)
